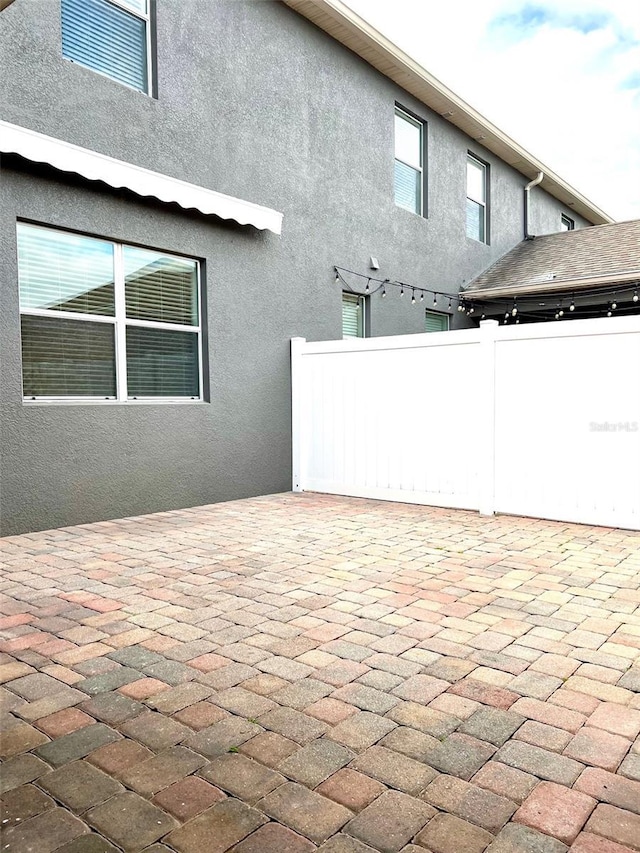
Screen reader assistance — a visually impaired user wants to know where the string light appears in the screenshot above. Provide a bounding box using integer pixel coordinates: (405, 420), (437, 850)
(333, 267), (471, 312)
(333, 265), (640, 322)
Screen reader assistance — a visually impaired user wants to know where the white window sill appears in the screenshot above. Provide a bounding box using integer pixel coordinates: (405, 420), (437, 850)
(22, 398), (207, 406)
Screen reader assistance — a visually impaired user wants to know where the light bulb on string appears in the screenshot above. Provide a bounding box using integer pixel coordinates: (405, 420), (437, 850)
(365, 278), (370, 294)
(411, 290), (416, 305)
(420, 291), (424, 302)
(448, 297), (452, 310)
(611, 299), (617, 310)
(607, 303), (612, 317)
(570, 299), (575, 312)
(400, 285), (404, 297)
(634, 290), (639, 303)
(334, 270), (340, 285)
(381, 286), (386, 298)
(511, 302), (518, 316)
(433, 295), (438, 307)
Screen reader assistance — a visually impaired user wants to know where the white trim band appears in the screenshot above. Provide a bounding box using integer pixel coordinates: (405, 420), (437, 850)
(0, 120), (284, 235)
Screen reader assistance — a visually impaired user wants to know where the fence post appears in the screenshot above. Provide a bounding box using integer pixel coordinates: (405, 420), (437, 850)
(291, 337), (306, 492)
(479, 320), (498, 516)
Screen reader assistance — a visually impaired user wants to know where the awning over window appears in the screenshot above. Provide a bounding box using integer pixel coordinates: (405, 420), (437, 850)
(0, 121), (283, 235)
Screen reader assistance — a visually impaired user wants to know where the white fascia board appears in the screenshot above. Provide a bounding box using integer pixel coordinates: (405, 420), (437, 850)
(463, 270), (640, 301)
(0, 121), (283, 235)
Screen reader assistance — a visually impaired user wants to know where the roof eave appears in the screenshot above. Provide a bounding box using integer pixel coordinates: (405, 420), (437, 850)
(282, 0), (613, 226)
(462, 270), (640, 302)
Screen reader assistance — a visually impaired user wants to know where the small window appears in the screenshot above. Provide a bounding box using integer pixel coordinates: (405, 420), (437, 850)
(17, 223), (202, 401)
(394, 108), (423, 214)
(342, 292), (365, 338)
(466, 155), (488, 243)
(425, 311), (450, 333)
(561, 214), (575, 231)
(61, 0), (151, 94)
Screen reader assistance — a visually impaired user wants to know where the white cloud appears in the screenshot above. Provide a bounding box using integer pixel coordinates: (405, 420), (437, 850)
(344, 0), (640, 220)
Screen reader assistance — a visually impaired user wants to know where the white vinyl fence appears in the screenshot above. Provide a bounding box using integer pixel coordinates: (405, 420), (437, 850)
(291, 316), (640, 530)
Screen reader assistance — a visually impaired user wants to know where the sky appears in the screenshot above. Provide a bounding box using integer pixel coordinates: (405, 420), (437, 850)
(344, 0), (640, 222)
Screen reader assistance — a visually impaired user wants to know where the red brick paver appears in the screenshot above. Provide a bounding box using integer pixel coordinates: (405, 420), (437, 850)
(1, 493), (639, 853)
(513, 780), (596, 844)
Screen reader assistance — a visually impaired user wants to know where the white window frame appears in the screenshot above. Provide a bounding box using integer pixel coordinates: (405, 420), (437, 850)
(62, 0), (153, 96)
(19, 225), (203, 405)
(342, 291), (366, 339)
(394, 107), (424, 216)
(425, 310), (450, 332)
(466, 154), (488, 244)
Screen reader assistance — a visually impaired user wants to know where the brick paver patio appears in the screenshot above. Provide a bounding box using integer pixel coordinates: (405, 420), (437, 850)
(1, 492), (640, 853)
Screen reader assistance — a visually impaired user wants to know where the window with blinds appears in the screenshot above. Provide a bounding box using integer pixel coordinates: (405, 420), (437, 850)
(17, 223), (202, 401)
(342, 292), (365, 338)
(395, 108), (423, 215)
(466, 155), (488, 243)
(61, 0), (150, 94)
(425, 310), (450, 333)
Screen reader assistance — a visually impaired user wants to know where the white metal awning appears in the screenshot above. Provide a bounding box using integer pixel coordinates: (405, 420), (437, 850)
(0, 121), (283, 235)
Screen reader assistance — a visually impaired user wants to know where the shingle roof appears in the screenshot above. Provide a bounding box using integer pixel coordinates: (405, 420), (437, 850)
(463, 219), (640, 300)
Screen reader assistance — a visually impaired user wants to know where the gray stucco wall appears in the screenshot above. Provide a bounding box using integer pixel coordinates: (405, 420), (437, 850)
(0, 0), (591, 534)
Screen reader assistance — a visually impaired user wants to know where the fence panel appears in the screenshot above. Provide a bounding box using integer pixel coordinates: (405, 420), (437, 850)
(293, 333), (485, 510)
(493, 323), (640, 529)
